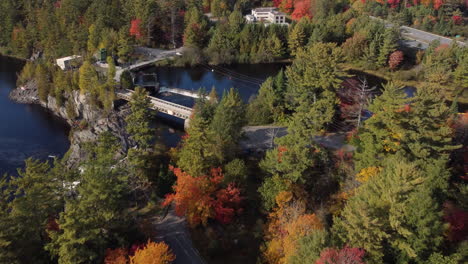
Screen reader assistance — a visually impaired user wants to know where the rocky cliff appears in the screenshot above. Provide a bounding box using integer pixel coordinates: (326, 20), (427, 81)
(9, 81), (134, 167)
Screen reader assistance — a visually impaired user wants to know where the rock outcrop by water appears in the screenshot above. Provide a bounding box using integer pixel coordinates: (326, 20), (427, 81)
(9, 80), (133, 167)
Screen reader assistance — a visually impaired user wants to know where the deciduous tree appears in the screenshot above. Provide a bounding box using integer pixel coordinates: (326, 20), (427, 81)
(129, 240), (175, 264)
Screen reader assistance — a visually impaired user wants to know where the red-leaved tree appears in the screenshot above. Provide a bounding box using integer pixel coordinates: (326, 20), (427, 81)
(433, 0), (444, 10)
(316, 246), (366, 264)
(387, 0), (401, 8)
(389, 50), (404, 70)
(291, 0), (312, 21)
(163, 167), (243, 226)
(443, 201), (468, 242)
(130, 19), (142, 39)
(213, 183), (243, 224)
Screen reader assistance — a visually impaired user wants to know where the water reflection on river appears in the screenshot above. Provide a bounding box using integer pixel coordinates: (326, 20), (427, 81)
(0, 56), (70, 174)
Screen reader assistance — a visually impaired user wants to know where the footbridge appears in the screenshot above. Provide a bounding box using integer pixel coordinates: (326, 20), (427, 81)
(116, 89), (192, 122)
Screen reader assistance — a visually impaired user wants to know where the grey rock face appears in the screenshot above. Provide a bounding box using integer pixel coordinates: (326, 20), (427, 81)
(9, 81), (134, 167)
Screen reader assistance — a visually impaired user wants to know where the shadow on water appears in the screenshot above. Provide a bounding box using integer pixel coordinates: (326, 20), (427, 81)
(0, 56), (70, 175)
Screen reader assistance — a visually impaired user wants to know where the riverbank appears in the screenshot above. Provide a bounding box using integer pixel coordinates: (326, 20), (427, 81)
(342, 63), (468, 107)
(9, 80), (134, 167)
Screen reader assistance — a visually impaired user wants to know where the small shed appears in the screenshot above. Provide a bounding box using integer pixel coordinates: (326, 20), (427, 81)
(56, 55), (82, 70)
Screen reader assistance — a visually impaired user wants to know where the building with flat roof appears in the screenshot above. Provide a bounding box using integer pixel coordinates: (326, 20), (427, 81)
(246, 7), (287, 25)
(56, 55), (82, 70)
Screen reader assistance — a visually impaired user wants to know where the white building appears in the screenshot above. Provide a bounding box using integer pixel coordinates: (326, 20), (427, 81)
(246, 7), (287, 25)
(56, 55), (82, 70)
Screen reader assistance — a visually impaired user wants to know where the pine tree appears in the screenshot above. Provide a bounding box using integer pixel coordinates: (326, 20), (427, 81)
(354, 82), (411, 171)
(247, 77), (276, 125)
(0, 158), (70, 263)
(285, 42), (345, 134)
(333, 158), (445, 263)
(210, 88), (246, 162)
(47, 133), (132, 264)
(125, 87), (155, 188)
(288, 23), (306, 57)
(107, 56), (116, 85)
(453, 53), (468, 89)
(177, 113), (217, 177)
(117, 27), (133, 63)
(126, 87), (154, 149)
(78, 60), (98, 94)
(376, 28), (398, 67)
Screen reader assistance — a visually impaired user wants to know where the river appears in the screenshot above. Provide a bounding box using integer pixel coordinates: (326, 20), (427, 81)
(0, 60), (286, 174)
(0, 56), (70, 174)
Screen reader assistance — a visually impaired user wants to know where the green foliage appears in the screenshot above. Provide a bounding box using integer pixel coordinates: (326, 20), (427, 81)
(288, 22), (307, 57)
(117, 27), (133, 63)
(223, 158), (248, 184)
(289, 230), (329, 264)
(376, 28), (398, 67)
(454, 52), (468, 89)
(177, 112), (217, 177)
(107, 56), (116, 85)
(36, 64), (51, 102)
(333, 158), (445, 263)
(285, 42), (345, 133)
(120, 70), (134, 90)
(354, 82), (411, 171)
(78, 60), (98, 94)
(47, 133), (133, 264)
(210, 88), (246, 163)
(0, 158), (71, 263)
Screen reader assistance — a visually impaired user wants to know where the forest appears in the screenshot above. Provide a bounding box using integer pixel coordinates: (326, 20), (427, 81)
(0, 0), (467, 264)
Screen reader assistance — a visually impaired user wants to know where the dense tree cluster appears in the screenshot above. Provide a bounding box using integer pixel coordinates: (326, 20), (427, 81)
(1, 0), (467, 263)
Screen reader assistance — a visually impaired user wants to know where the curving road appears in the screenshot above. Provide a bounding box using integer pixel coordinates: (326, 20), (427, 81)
(154, 206), (206, 264)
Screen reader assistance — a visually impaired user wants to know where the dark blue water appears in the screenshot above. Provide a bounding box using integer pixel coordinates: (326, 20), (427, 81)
(0, 56), (70, 174)
(145, 63), (287, 107)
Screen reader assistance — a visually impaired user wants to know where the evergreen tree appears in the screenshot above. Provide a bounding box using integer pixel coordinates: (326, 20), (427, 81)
(117, 27), (133, 63)
(126, 87), (154, 149)
(354, 82), (411, 171)
(453, 53), (468, 89)
(107, 56), (116, 85)
(288, 22), (306, 57)
(285, 42), (345, 134)
(78, 60), (98, 94)
(47, 133), (132, 264)
(210, 88), (246, 163)
(333, 158), (445, 263)
(0, 158), (72, 263)
(177, 113), (217, 177)
(126, 87), (155, 187)
(376, 28), (398, 68)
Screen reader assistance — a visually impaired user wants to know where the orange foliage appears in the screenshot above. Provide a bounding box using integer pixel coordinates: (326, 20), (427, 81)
(277, 146), (288, 163)
(129, 240), (175, 264)
(104, 248), (129, 264)
(163, 167), (243, 226)
(263, 190), (323, 264)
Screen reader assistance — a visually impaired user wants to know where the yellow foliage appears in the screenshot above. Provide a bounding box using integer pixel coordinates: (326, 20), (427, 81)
(263, 191), (323, 264)
(329, 190), (355, 215)
(130, 240), (175, 264)
(356, 166), (382, 183)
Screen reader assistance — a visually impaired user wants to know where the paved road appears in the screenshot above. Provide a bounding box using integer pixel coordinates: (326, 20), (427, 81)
(154, 206), (206, 264)
(370, 16), (467, 50)
(115, 47), (184, 81)
(240, 126), (355, 152)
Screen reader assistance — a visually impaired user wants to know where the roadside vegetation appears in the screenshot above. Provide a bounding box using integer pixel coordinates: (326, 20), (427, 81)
(0, 0), (467, 264)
